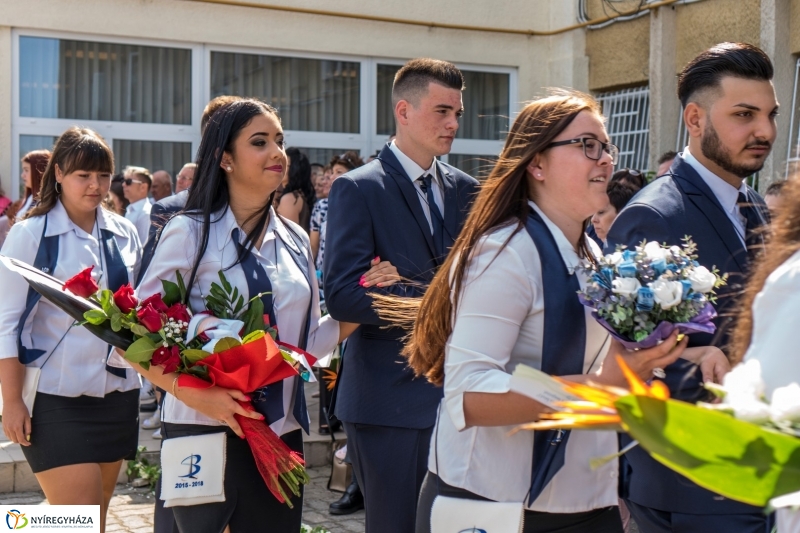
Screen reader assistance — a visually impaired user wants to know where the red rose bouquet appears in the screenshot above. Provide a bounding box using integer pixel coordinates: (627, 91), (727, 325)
(62, 267), (317, 507)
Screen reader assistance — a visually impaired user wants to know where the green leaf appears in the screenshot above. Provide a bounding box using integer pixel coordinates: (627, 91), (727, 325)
(241, 297), (265, 336)
(162, 279), (182, 307)
(242, 330), (265, 344)
(176, 271), (187, 304)
(615, 395), (800, 507)
(210, 284), (229, 302)
(219, 270), (233, 294)
(83, 309), (108, 325)
(212, 337), (242, 353)
(129, 323), (151, 337)
(182, 349), (212, 364)
(124, 336), (158, 365)
(110, 312), (124, 332)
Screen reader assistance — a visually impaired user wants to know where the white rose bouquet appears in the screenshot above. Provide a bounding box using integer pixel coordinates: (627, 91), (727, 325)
(579, 239), (726, 349)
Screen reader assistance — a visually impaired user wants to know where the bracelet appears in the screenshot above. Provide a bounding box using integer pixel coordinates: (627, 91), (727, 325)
(171, 376), (180, 400)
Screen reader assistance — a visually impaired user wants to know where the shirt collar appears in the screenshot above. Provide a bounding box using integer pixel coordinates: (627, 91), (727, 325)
(44, 199), (127, 238)
(127, 197), (151, 212)
(528, 200), (581, 274)
(683, 147), (747, 214)
(389, 141), (438, 184)
(216, 206), (280, 253)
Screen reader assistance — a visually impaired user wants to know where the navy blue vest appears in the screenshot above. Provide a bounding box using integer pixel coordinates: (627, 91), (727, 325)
(233, 220), (314, 434)
(524, 209), (587, 506)
(17, 215), (128, 378)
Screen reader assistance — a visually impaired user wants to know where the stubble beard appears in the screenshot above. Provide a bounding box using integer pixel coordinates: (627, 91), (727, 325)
(700, 121), (768, 179)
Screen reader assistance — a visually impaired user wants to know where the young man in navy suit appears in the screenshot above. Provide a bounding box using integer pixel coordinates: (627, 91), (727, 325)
(606, 42), (777, 533)
(324, 58), (479, 532)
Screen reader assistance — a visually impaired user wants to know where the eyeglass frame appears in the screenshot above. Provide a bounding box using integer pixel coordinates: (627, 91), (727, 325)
(545, 137), (619, 165)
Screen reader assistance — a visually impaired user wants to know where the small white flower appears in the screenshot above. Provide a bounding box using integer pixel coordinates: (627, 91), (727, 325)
(163, 341), (169, 348)
(770, 383), (800, 425)
(644, 241), (669, 261)
(606, 251), (624, 266)
(166, 331), (172, 338)
(722, 359), (766, 402)
(612, 277), (642, 298)
(649, 278), (683, 310)
(688, 265), (716, 294)
(669, 245), (682, 256)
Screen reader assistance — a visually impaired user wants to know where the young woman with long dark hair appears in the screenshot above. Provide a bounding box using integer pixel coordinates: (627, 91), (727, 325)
(276, 147), (315, 232)
(134, 99), (388, 532)
(375, 91), (704, 533)
(0, 128), (142, 532)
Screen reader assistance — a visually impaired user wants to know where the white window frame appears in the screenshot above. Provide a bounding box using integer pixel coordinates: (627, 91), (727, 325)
(595, 85), (651, 171)
(11, 28), (204, 199)
(11, 30), (518, 197)
(786, 57), (800, 176)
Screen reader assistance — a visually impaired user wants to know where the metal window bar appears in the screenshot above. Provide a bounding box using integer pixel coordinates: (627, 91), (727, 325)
(596, 86), (650, 171)
(786, 58), (800, 179)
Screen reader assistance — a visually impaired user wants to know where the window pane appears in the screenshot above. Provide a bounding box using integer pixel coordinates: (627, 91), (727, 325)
(459, 71), (510, 141)
(19, 36), (192, 124)
(291, 147), (357, 167)
(376, 65), (510, 141)
(211, 52), (360, 133)
(448, 154), (497, 180)
(377, 64), (400, 136)
(112, 140), (192, 178)
(19, 135), (57, 196)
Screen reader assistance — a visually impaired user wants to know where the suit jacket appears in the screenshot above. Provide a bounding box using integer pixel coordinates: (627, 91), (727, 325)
(606, 153), (770, 514)
(136, 190), (188, 285)
(324, 144), (479, 429)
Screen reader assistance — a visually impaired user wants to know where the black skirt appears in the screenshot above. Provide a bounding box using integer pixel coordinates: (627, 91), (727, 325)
(22, 390), (139, 473)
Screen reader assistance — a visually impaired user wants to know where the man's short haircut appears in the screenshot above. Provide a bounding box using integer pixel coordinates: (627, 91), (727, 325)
(392, 58), (464, 107)
(201, 95), (244, 133)
(124, 165), (152, 189)
(765, 180), (786, 196)
(677, 42), (773, 108)
(658, 150), (678, 165)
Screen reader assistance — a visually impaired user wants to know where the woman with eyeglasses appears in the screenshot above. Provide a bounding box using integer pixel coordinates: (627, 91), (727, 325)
(0, 128), (142, 533)
(373, 91), (693, 533)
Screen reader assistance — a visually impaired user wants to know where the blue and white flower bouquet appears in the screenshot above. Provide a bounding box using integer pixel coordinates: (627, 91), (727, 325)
(579, 239), (726, 350)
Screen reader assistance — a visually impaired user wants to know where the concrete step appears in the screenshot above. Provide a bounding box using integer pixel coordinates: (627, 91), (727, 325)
(0, 382), (344, 494)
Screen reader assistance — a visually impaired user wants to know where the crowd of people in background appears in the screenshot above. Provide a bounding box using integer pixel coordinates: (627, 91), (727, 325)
(0, 42), (797, 533)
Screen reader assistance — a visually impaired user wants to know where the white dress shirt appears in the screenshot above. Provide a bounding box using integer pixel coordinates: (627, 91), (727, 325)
(431, 201), (618, 513)
(137, 207), (339, 436)
(125, 197), (152, 246)
(743, 249), (800, 394)
(683, 148), (748, 245)
(0, 200), (142, 397)
(388, 141), (445, 233)
(15, 195), (35, 220)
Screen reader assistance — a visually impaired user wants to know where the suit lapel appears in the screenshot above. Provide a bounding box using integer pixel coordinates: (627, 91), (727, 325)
(378, 145), (437, 259)
(670, 158), (747, 274)
(437, 161), (459, 251)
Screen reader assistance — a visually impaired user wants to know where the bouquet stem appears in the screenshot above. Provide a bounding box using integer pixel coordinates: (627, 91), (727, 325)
(235, 403), (309, 508)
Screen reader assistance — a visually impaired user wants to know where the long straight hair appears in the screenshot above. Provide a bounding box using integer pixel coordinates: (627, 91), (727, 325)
(377, 90), (602, 386)
(27, 128), (114, 219)
(183, 98), (282, 290)
(729, 177), (800, 364)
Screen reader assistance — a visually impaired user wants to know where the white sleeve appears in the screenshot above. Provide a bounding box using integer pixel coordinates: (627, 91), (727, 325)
(443, 231), (535, 430)
(744, 253), (800, 393)
(135, 214), (151, 248)
(136, 216), (196, 301)
(0, 223), (40, 359)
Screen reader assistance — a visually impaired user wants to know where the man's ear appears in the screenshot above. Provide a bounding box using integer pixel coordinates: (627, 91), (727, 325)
(683, 102), (705, 139)
(395, 99), (410, 126)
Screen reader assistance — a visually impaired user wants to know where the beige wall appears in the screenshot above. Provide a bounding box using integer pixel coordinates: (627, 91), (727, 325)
(675, 0), (761, 72)
(793, 0), (800, 53)
(586, 15), (650, 91)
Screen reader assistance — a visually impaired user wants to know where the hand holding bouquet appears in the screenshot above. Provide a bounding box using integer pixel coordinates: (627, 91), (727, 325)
(579, 239), (726, 350)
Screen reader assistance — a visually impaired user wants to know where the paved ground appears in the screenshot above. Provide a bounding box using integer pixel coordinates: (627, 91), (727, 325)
(0, 466), (364, 533)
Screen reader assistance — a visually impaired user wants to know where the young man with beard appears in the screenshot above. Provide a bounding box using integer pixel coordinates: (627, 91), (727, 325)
(606, 42), (777, 533)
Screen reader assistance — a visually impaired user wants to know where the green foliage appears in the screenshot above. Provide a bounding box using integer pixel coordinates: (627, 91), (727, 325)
(162, 279), (182, 307)
(615, 395), (800, 507)
(124, 336), (157, 365)
(182, 349), (212, 364)
(213, 337), (241, 353)
(300, 525), (331, 533)
(126, 446), (161, 492)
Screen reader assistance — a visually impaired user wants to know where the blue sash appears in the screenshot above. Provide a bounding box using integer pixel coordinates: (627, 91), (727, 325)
(524, 209), (587, 506)
(233, 219), (314, 434)
(17, 214), (128, 378)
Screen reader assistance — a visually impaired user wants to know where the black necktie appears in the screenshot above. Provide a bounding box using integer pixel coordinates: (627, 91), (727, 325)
(737, 192), (767, 259)
(418, 174), (445, 258)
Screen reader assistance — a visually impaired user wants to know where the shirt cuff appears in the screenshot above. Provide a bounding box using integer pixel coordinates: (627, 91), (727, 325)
(0, 334), (19, 360)
(445, 369), (512, 431)
(307, 314), (339, 368)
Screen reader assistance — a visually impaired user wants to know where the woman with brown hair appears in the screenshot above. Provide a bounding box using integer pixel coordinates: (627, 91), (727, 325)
(384, 91), (692, 533)
(0, 128), (142, 532)
(7, 150), (51, 222)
